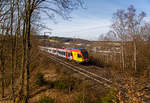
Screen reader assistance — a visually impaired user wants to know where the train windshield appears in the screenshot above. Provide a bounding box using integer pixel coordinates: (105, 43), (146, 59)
(80, 49), (88, 58)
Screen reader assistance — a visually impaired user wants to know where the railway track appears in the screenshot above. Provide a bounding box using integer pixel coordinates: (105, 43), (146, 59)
(41, 51), (150, 102)
(42, 51), (113, 88)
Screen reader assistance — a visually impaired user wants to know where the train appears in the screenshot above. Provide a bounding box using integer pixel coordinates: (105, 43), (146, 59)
(40, 46), (89, 63)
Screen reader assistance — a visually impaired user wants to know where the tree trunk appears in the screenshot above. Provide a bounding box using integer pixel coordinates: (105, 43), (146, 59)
(20, 21), (26, 97)
(25, 0), (32, 102)
(10, 0), (15, 102)
(15, 0), (20, 75)
(25, 13), (31, 103)
(121, 40), (125, 71)
(133, 41), (137, 71)
(1, 59), (5, 99)
(0, 35), (5, 98)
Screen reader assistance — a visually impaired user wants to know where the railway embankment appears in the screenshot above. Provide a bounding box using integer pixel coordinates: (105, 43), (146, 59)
(39, 50), (150, 103)
(29, 52), (119, 103)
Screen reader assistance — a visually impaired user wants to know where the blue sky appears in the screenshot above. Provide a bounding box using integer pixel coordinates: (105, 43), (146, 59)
(41, 0), (150, 40)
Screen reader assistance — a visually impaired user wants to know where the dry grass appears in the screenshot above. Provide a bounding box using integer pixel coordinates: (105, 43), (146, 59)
(28, 51), (115, 103)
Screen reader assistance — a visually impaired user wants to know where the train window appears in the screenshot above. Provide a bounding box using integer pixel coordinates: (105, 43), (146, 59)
(78, 54), (82, 58)
(63, 52), (65, 55)
(80, 49), (88, 58)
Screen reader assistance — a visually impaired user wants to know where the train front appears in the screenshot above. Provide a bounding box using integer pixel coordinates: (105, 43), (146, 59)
(80, 49), (89, 63)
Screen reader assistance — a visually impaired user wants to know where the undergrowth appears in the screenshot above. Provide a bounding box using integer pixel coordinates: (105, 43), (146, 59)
(37, 96), (55, 103)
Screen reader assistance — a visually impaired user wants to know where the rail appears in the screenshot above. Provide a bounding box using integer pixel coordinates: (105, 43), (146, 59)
(42, 51), (113, 88)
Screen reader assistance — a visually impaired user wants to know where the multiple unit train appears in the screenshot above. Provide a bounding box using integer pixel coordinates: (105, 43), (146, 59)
(40, 46), (88, 63)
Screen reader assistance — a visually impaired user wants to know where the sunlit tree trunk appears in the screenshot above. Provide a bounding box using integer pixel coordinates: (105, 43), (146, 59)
(133, 40), (137, 71)
(121, 41), (125, 71)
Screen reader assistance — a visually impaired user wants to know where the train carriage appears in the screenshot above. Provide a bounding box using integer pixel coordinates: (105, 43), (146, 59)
(56, 49), (66, 58)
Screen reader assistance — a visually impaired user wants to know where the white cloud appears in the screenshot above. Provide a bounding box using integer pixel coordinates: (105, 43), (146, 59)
(42, 17), (112, 40)
(144, 17), (150, 22)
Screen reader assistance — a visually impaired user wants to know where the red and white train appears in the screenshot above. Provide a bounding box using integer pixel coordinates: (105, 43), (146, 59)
(40, 46), (88, 63)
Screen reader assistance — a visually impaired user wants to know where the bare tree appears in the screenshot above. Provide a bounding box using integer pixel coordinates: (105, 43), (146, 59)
(124, 5), (146, 71)
(111, 5), (146, 71)
(0, 0), (84, 102)
(21, 0), (84, 103)
(111, 9), (127, 70)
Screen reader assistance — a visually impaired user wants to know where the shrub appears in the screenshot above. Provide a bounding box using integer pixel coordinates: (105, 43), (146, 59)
(74, 93), (90, 103)
(54, 76), (77, 93)
(35, 72), (46, 86)
(93, 99), (101, 103)
(55, 79), (74, 92)
(15, 95), (26, 103)
(37, 96), (54, 103)
(47, 81), (55, 88)
(88, 53), (105, 67)
(101, 96), (113, 103)
(101, 88), (119, 103)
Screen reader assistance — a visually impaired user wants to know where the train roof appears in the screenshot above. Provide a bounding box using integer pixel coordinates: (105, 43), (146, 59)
(66, 48), (86, 50)
(40, 46), (87, 51)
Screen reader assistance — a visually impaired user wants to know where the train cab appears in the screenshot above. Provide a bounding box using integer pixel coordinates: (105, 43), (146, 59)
(80, 48), (88, 62)
(71, 48), (88, 63)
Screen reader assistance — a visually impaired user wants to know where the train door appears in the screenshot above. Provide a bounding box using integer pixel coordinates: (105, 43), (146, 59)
(66, 51), (68, 59)
(68, 52), (72, 60)
(62, 51), (66, 58)
(72, 51), (79, 61)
